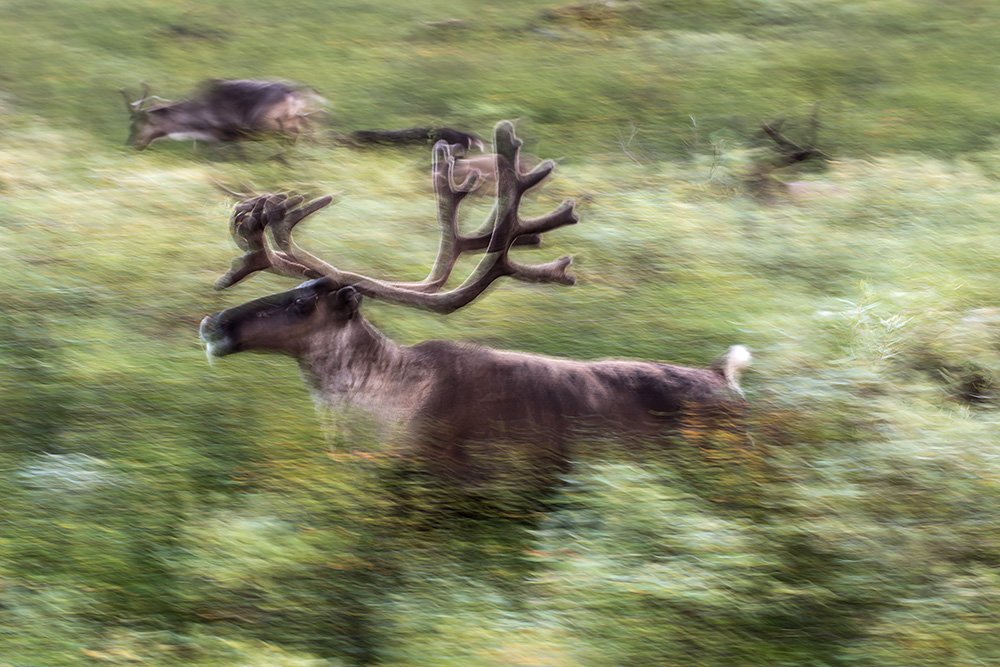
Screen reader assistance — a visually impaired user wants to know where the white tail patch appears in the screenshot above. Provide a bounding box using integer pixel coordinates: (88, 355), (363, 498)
(718, 345), (752, 395)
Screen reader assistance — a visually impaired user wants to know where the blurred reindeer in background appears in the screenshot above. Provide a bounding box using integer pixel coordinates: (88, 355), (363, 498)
(347, 126), (485, 152)
(120, 79), (325, 150)
(748, 106), (830, 201)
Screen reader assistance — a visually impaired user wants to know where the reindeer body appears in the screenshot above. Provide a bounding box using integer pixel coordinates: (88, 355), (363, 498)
(302, 319), (748, 451)
(203, 280), (749, 478)
(123, 79), (323, 149)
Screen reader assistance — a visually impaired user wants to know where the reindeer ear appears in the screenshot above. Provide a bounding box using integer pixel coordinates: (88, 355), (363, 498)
(332, 286), (362, 317)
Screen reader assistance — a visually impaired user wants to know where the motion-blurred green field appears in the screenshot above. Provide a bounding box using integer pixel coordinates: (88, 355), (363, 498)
(1, 1), (999, 665)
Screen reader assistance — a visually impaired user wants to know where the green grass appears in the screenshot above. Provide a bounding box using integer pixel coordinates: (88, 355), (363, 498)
(1, 0), (999, 156)
(2, 1), (1000, 665)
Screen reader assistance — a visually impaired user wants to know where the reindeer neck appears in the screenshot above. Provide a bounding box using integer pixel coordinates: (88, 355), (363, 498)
(297, 317), (414, 408)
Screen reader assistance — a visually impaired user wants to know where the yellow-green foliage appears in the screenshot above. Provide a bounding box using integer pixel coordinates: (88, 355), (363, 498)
(1, 1), (999, 665)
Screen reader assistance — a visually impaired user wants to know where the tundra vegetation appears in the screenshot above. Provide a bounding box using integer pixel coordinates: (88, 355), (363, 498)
(1, 1), (999, 665)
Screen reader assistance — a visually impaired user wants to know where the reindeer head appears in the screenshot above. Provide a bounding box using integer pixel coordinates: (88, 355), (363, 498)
(200, 278), (364, 357)
(201, 122), (579, 360)
(119, 85), (175, 149)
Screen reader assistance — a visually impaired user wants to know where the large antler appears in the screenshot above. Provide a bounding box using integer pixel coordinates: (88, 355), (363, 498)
(215, 120), (579, 314)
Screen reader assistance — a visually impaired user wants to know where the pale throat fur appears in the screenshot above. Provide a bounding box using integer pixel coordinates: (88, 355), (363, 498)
(296, 315), (434, 429)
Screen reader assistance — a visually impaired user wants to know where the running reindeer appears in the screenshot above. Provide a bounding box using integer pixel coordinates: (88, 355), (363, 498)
(120, 79), (324, 150)
(200, 121), (751, 479)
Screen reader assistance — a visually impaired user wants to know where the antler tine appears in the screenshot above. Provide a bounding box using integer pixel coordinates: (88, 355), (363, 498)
(230, 192), (273, 250)
(440, 140), (484, 193)
(216, 196), (274, 289)
(264, 194), (381, 288)
(212, 179), (255, 201)
(280, 194), (334, 228)
(507, 255), (575, 285)
(520, 199), (579, 237)
(402, 141), (487, 292)
(484, 120), (577, 284)
(119, 88), (136, 115)
(215, 194), (319, 290)
(263, 193), (304, 229)
(215, 251), (275, 290)
(266, 194), (332, 249)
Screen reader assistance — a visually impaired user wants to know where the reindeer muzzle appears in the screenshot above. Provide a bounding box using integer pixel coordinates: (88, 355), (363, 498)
(199, 315), (237, 358)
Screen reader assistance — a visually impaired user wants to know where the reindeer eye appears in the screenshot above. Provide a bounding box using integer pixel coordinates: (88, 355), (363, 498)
(290, 296), (315, 314)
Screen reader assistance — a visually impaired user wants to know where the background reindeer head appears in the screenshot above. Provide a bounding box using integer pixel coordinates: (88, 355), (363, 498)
(119, 84), (176, 149)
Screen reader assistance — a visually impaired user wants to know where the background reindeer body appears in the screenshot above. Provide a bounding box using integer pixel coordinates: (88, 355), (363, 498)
(123, 79), (322, 149)
(349, 126), (485, 151)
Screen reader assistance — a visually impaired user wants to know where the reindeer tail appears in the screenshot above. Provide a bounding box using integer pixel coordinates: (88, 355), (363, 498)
(712, 345), (752, 395)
